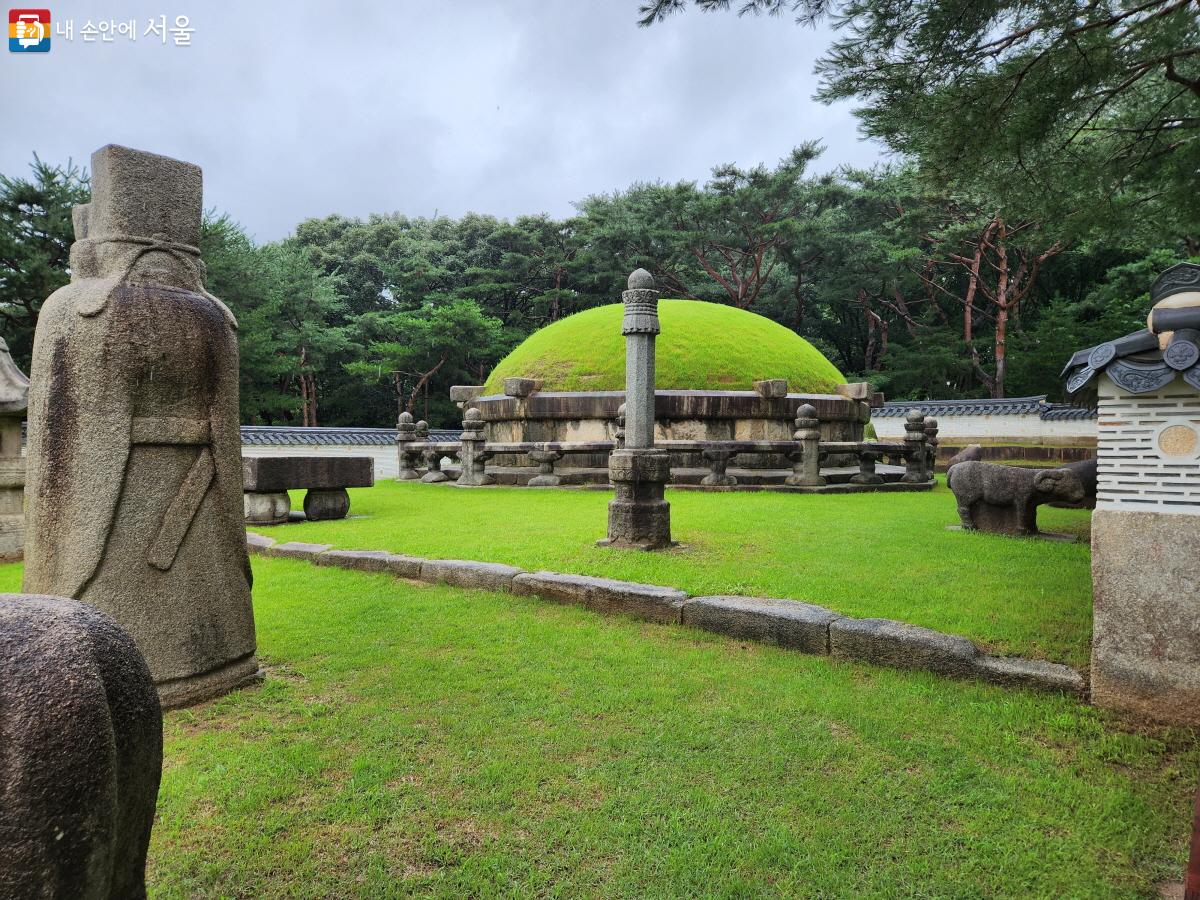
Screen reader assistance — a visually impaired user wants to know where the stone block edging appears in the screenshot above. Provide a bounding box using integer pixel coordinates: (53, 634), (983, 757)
(246, 532), (1086, 697)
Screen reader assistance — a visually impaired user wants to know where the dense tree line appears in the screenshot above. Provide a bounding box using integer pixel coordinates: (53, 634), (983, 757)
(1, 1), (1195, 425)
(0, 150), (1193, 427)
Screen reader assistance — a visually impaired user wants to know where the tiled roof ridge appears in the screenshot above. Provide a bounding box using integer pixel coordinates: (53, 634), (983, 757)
(240, 425), (460, 446)
(874, 395), (1095, 420)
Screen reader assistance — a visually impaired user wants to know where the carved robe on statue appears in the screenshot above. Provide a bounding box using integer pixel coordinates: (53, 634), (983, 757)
(23, 144), (259, 709)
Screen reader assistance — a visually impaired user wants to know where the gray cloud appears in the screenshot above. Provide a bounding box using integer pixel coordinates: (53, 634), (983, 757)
(0, 0), (883, 241)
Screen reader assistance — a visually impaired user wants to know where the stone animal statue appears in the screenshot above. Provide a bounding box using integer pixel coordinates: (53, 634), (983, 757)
(0, 594), (162, 899)
(1051, 457), (1098, 509)
(945, 444), (983, 472)
(947, 461), (1087, 536)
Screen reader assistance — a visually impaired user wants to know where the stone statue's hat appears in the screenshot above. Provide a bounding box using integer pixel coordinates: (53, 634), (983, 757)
(76, 144), (202, 247)
(1150, 262), (1200, 305)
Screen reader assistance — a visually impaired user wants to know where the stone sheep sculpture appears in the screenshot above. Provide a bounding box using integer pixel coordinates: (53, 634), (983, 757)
(945, 444), (983, 472)
(0, 595), (162, 899)
(947, 461), (1087, 536)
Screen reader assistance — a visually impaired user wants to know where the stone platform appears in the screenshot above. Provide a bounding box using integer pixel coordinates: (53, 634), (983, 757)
(243, 456), (374, 524)
(427, 463), (924, 491)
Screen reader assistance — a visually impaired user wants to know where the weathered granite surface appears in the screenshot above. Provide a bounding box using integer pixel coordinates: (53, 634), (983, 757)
(754, 379), (788, 399)
(947, 460), (1086, 535)
(419, 559), (523, 592)
(829, 617), (981, 677)
(683, 595), (839, 654)
(512, 571), (687, 624)
(245, 531), (277, 553)
(0, 594), (162, 899)
(1092, 509), (1200, 724)
(242, 456), (373, 492)
(303, 488), (351, 521)
(973, 655), (1085, 694)
(23, 144), (258, 709)
(313, 549), (424, 579)
(503, 377), (541, 398)
(263, 541), (333, 560)
(599, 271), (675, 548)
(244, 491), (290, 526)
(601, 449), (674, 549)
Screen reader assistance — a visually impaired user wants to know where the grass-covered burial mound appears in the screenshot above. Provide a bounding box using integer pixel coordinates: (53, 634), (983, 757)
(483, 300), (844, 394)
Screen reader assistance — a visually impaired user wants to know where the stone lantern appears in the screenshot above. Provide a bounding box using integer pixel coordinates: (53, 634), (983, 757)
(1062, 261), (1200, 725)
(0, 338), (28, 561)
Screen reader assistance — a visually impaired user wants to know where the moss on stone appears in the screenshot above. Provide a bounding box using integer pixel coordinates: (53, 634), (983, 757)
(483, 300), (844, 394)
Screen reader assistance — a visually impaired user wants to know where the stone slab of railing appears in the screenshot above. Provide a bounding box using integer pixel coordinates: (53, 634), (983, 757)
(248, 532), (1085, 698)
(397, 435), (931, 491)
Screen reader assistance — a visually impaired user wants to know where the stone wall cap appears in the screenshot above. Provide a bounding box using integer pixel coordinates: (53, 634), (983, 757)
(689, 594), (841, 622)
(503, 377), (543, 398)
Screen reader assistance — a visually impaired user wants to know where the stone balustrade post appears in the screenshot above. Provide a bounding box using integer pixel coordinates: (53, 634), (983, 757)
(923, 416), (940, 482)
(600, 269), (673, 549)
(456, 407), (494, 487)
(395, 411), (424, 481)
(527, 448), (565, 487)
(902, 409), (929, 483)
(421, 448), (449, 484)
(785, 403), (826, 487)
(849, 447), (884, 485)
(700, 448), (738, 487)
(614, 402), (626, 450)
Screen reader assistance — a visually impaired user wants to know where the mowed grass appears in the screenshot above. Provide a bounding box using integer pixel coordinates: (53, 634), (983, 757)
(0, 559), (1194, 896)
(258, 481), (1094, 667)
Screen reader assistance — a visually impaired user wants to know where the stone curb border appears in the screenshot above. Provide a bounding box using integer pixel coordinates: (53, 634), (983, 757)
(246, 533), (1086, 698)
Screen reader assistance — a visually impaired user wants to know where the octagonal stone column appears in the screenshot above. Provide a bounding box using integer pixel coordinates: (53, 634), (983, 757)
(599, 269), (673, 550)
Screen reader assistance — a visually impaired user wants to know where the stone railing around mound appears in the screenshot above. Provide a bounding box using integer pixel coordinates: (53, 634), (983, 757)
(394, 406), (939, 492)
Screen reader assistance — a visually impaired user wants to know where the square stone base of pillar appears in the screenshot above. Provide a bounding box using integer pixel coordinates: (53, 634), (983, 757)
(1091, 508), (1200, 725)
(598, 448), (675, 551)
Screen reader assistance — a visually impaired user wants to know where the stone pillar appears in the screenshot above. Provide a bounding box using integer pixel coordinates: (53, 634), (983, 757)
(421, 448), (449, 483)
(456, 407), (494, 486)
(0, 339), (29, 562)
(600, 269), (673, 550)
(527, 448), (565, 487)
(23, 144), (259, 710)
(923, 416), (940, 482)
(901, 409), (929, 483)
(303, 489), (350, 520)
(396, 411), (424, 481)
(700, 448), (738, 487)
(849, 448), (883, 485)
(785, 403), (825, 487)
(244, 491), (290, 526)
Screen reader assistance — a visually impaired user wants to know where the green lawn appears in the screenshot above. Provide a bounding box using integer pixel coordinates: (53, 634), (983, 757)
(257, 481), (1094, 667)
(0, 554), (1194, 896)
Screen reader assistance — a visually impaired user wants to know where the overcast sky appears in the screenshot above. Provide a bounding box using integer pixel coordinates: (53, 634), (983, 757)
(1, 1), (884, 242)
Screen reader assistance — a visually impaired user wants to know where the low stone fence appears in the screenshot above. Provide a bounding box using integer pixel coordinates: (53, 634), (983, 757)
(247, 532), (1084, 698)
(395, 407), (940, 492)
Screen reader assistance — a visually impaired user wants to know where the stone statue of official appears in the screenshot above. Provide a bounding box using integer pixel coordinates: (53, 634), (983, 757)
(23, 144), (259, 709)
